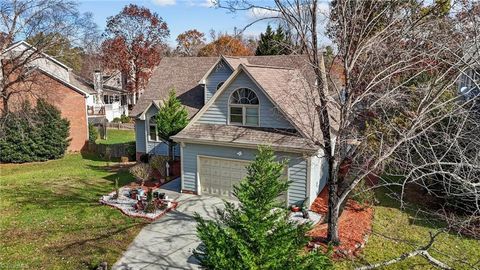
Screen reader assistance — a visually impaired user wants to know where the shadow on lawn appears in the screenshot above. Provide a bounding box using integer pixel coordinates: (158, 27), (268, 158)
(2, 177), (147, 264)
(80, 151), (110, 162)
(86, 163), (135, 187)
(53, 221), (147, 270)
(7, 180), (104, 206)
(3, 162), (134, 213)
(373, 186), (448, 232)
(1, 155), (147, 269)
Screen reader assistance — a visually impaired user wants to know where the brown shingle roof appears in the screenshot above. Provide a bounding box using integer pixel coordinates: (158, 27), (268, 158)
(172, 123), (317, 152)
(223, 56), (248, 69)
(136, 55), (340, 149)
(132, 55), (319, 117)
(242, 64), (323, 140)
(131, 57), (218, 117)
(69, 72), (96, 95)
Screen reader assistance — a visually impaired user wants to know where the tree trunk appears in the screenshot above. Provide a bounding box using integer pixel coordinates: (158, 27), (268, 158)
(327, 160), (341, 245)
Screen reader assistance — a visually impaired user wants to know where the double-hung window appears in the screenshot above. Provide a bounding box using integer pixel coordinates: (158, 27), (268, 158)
(229, 88), (259, 126)
(148, 116), (159, 141)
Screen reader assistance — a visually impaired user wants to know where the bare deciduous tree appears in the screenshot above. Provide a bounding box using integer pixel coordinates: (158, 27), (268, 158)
(0, 0), (97, 113)
(217, 0), (479, 267)
(129, 162), (152, 187)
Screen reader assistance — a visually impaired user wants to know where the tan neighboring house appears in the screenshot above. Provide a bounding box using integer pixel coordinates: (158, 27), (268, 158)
(1, 41), (94, 151)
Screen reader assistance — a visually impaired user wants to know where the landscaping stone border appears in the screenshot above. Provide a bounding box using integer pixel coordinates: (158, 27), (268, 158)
(100, 190), (179, 222)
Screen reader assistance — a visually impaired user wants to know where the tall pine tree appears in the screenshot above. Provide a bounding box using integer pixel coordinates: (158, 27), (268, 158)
(256, 25), (276, 55)
(256, 25), (293, 56)
(156, 89), (188, 160)
(194, 146), (331, 269)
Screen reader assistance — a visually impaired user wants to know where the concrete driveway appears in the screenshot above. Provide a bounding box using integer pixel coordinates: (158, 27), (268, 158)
(112, 179), (226, 270)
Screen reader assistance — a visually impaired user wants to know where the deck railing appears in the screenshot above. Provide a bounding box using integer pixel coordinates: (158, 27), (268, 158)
(87, 105), (105, 115)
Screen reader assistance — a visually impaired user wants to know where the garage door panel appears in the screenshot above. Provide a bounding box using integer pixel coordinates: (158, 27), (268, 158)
(199, 157), (249, 199)
(199, 156), (288, 203)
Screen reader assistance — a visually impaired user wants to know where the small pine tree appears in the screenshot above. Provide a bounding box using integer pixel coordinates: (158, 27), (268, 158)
(194, 146), (331, 269)
(156, 89), (189, 160)
(88, 123), (98, 143)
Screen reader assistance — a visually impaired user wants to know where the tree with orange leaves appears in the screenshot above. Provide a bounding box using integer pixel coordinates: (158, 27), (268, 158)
(101, 4), (169, 95)
(197, 35), (253, 57)
(175, 29), (206, 56)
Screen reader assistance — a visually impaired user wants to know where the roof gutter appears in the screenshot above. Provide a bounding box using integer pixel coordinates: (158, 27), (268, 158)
(171, 136), (318, 155)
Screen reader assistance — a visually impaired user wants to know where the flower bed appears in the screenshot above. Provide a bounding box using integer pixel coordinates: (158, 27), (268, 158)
(100, 188), (178, 221)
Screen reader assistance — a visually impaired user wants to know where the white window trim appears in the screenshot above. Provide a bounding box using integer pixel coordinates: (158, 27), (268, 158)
(227, 88), (260, 127)
(147, 116), (163, 142)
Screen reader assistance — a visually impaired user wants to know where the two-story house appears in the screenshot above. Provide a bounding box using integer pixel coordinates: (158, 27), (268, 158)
(1, 40), (137, 150)
(1, 41), (93, 151)
(132, 55), (338, 207)
(86, 70), (131, 123)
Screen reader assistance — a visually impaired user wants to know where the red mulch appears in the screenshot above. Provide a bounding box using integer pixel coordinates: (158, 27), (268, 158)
(308, 188), (374, 259)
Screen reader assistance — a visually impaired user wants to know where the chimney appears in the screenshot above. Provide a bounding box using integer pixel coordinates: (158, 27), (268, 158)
(93, 70), (103, 92)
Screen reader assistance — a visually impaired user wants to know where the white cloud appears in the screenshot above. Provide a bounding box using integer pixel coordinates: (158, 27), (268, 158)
(152, 0), (176, 6)
(247, 7), (280, 19)
(185, 0), (215, 8)
(199, 0), (215, 7)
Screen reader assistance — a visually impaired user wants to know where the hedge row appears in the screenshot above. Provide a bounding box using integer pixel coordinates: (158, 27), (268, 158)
(0, 99), (70, 163)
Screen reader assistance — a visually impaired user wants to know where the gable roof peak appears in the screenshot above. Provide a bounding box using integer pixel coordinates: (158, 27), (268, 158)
(2, 40), (71, 71)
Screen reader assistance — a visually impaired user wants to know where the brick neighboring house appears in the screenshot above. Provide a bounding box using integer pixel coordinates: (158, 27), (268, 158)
(1, 41), (94, 152)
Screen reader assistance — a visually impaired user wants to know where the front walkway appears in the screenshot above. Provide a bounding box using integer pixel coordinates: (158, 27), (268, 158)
(112, 178), (226, 270)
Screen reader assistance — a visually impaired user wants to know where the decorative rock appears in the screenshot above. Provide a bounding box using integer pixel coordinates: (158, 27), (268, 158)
(99, 187), (178, 221)
(289, 210), (321, 225)
(96, 261), (108, 270)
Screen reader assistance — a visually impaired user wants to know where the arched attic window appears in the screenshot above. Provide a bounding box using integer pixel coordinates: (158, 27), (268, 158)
(229, 88), (259, 126)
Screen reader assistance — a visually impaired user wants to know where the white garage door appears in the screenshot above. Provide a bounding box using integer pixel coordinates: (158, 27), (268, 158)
(198, 156), (289, 204)
(199, 156), (249, 198)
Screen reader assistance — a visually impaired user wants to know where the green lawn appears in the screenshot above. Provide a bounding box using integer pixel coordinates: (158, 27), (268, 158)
(96, 129), (135, 145)
(1, 155), (478, 270)
(335, 189), (480, 269)
(0, 154), (146, 270)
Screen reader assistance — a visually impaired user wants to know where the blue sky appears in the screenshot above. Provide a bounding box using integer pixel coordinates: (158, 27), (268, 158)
(77, 0), (275, 46)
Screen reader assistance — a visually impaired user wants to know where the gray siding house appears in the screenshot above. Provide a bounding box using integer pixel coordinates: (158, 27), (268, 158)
(132, 55), (335, 207)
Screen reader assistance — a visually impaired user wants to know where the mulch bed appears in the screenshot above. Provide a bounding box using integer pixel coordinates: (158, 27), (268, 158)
(308, 188), (374, 259)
